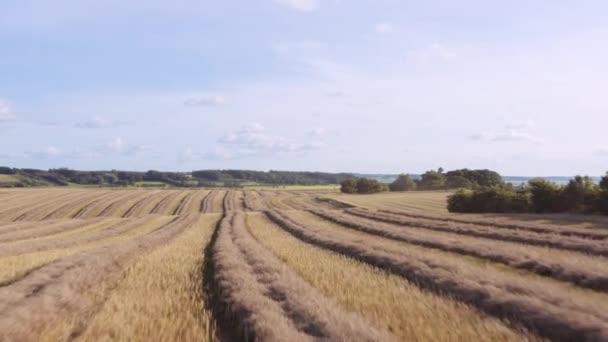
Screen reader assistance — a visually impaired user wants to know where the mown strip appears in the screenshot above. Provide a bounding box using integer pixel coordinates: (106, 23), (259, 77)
(40, 214), (219, 341)
(0, 214), (198, 341)
(267, 209), (608, 341)
(247, 212), (531, 341)
(346, 208), (608, 256)
(378, 208), (608, 240)
(0, 216), (173, 285)
(311, 208), (608, 291)
(206, 211), (396, 341)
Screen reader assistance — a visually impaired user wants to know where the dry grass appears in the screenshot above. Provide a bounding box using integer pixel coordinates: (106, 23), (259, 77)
(0, 216), (172, 284)
(0, 214), (199, 340)
(209, 211), (394, 341)
(326, 191), (450, 213)
(347, 208), (608, 256)
(3, 188), (608, 341)
(0, 190), (89, 221)
(312, 209), (608, 291)
(378, 208), (608, 239)
(0, 217), (104, 243)
(246, 212), (531, 341)
(269, 209), (608, 340)
(201, 190), (226, 213)
(40, 214), (220, 341)
(77, 190), (147, 218)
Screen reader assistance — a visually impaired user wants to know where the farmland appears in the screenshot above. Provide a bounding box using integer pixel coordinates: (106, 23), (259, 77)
(1, 188), (607, 341)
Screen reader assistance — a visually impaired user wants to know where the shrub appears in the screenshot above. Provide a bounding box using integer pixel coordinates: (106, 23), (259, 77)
(340, 178), (357, 193)
(560, 176), (599, 213)
(0, 167), (15, 175)
(356, 178), (387, 194)
(389, 174), (417, 191)
(445, 175), (473, 189)
(528, 179), (563, 213)
(417, 169), (446, 190)
(341, 177), (386, 194)
(447, 187), (531, 213)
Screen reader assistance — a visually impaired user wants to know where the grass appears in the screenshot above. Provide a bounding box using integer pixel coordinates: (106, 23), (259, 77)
(39, 214), (220, 341)
(134, 181), (168, 187)
(311, 208), (608, 291)
(325, 191), (450, 213)
(0, 174), (21, 183)
(3, 188), (608, 340)
(269, 209), (608, 339)
(0, 216), (173, 285)
(246, 212), (531, 341)
(243, 184), (340, 191)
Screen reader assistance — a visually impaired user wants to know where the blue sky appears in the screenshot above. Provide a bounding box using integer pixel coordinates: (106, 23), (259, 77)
(1, 0), (607, 176)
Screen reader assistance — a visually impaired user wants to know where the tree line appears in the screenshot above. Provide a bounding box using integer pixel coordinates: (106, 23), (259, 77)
(341, 168), (504, 194)
(0, 167), (355, 188)
(448, 174), (608, 215)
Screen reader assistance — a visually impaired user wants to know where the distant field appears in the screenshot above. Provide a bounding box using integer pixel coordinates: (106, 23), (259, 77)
(1, 188), (608, 340)
(326, 191), (451, 213)
(0, 174), (22, 184)
(243, 184), (340, 191)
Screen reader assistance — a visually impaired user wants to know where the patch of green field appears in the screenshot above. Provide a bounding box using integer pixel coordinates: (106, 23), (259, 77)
(243, 184), (340, 191)
(134, 181), (168, 187)
(0, 174), (20, 183)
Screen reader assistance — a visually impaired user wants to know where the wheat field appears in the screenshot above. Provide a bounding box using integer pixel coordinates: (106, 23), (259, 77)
(0, 188), (607, 341)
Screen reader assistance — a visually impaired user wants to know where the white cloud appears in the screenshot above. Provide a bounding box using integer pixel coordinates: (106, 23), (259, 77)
(326, 90), (346, 98)
(178, 147), (196, 163)
(45, 146), (61, 157)
(505, 120), (536, 130)
(213, 123), (323, 159)
(407, 43), (458, 63)
(374, 22), (393, 34)
(24, 146), (62, 159)
(0, 99), (16, 122)
(307, 127), (327, 137)
(106, 137), (144, 156)
(76, 116), (108, 128)
(75, 116), (130, 129)
(596, 148), (608, 157)
(184, 95), (225, 107)
(274, 0), (320, 12)
(470, 121), (543, 144)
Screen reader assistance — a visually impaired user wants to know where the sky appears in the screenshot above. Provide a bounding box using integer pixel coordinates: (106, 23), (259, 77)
(1, 0), (607, 176)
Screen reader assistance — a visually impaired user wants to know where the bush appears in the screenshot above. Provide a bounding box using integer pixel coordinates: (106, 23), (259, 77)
(389, 174), (417, 191)
(417, 169), (446, 190)
(356, 178), (387, 194)
(445, 169), (503, 188)
(447, 187), (531, 213)
(0, 167), (15, 175)
(445, 175), (473, 189)
(340, 178), (357, 193)
(560, 176), (599, 213)
(528, 179), (563, 213)
(341, 177), (387, 194)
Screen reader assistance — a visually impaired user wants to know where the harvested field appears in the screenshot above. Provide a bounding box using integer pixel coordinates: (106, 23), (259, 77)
(346, 208), (608, 256)
(1, 188), (607, 341)
(201, 190), (225, 213)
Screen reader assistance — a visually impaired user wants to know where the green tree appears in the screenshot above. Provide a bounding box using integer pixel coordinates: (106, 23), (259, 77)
(445, 175), (473, 189)
(340, 178), (358, 193)
(561, 175), (599, 212)
(600, 172), (608, 191)
(389, 174), (417, 191)
(598, 173), (608, 214)
(417, 169), (446, 190)
(356, 178), (386, 194)
(528, 178), (563, 213)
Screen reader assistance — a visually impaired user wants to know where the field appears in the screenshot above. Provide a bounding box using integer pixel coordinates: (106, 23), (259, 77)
(1, 188), (608, 341)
